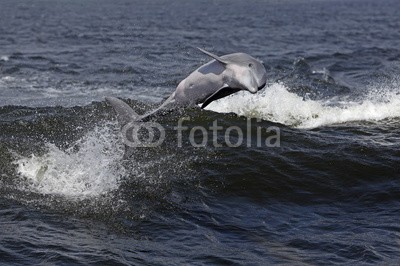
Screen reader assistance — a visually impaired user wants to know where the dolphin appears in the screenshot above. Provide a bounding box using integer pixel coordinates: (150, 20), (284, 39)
(106, 48), (267, 124)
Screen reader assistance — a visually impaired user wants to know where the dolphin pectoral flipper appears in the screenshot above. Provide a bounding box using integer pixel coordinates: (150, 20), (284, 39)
(201, 86), (241, 109)
(105, 96), (140, 125)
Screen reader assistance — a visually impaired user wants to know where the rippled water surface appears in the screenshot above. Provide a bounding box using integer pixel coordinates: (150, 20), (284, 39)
(1, 0), (400, 264)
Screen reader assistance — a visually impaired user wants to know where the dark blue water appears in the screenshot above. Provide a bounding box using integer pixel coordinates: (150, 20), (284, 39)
(1, 0), (400, 264)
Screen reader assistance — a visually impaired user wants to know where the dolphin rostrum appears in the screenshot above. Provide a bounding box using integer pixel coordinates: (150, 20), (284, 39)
(106, 48), (267, 124)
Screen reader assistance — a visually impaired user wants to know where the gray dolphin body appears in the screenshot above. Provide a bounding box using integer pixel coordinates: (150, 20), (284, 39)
(106, 48), (267, 124)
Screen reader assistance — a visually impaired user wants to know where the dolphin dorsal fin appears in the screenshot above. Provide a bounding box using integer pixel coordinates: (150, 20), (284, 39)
(197, 47), (229, 65)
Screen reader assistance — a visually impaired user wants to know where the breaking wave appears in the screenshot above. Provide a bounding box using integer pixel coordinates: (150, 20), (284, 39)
(206, 81), (400, 128)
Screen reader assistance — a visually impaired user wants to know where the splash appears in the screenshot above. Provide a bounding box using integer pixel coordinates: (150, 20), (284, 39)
(206, 82), (400, 129)
(15, 123), (126, 199)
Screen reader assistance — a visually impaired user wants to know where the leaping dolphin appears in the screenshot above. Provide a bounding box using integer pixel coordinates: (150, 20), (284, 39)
(106, 48), (267, 124)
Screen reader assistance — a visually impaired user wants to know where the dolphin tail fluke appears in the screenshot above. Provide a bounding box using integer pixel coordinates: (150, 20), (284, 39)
(105, 96), (140, 126)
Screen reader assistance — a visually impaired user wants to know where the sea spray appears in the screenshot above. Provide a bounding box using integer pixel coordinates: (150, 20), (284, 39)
(15, 122), (126, 198)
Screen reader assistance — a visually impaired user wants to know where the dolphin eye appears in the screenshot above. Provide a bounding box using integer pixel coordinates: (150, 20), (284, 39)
(248, 63), (253, 68)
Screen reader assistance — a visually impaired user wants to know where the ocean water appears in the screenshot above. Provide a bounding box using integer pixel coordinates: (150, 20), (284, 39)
(1, 0), (400, 264)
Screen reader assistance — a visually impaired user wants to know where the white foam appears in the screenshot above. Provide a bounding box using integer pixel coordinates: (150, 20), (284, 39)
(15, 123), (126, 198)
(205, 82), (400, 129)
(0, 55), (9, 61)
